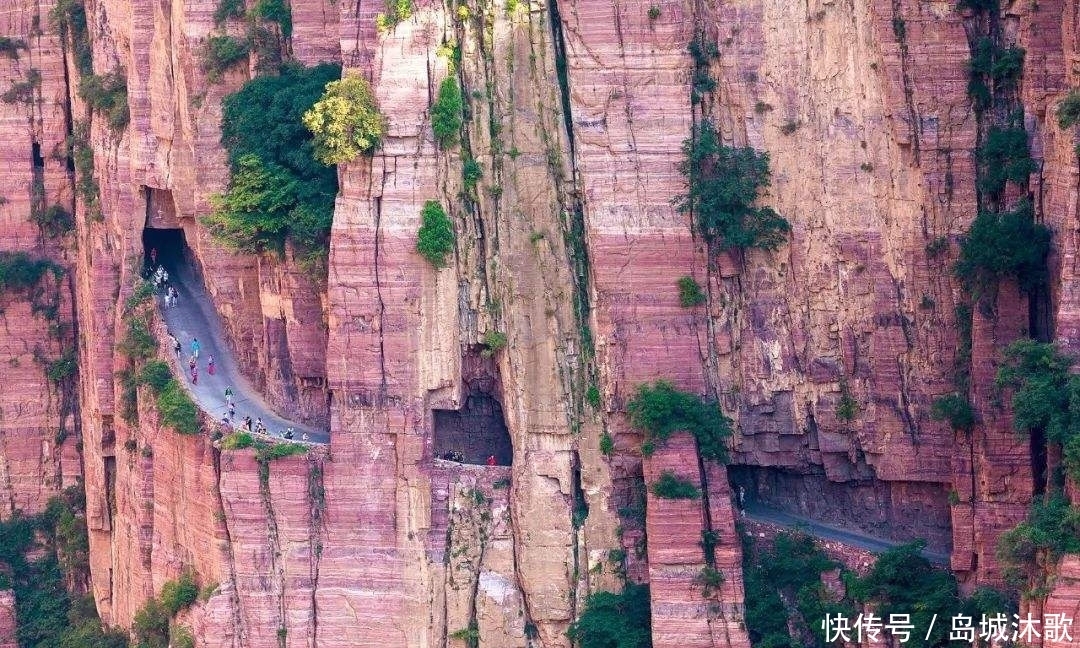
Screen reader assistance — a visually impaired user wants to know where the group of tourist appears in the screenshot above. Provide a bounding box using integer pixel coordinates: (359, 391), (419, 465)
(149, 248), (313, 444)
(440, 450), (499, 466)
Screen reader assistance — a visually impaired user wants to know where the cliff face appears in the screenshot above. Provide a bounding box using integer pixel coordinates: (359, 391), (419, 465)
(3, 0), (1080, 645)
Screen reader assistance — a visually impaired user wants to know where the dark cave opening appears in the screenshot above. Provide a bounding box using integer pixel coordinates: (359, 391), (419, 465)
(141, 227), (189, 274)
(432, 348), (513, 466)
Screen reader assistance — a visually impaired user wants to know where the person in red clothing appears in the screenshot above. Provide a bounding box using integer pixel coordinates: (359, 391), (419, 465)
(486, 455), (496, 466)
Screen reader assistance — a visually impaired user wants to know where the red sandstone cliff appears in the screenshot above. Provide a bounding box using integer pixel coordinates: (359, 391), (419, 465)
(3, 0), (1080, 645)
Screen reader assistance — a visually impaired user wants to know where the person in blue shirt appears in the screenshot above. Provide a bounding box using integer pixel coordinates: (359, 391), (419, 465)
(191, 338), (201, 359)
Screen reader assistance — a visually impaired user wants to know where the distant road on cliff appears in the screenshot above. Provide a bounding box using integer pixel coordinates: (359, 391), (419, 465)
(157, 267), (327, 444)
(745, 504), (950, 566)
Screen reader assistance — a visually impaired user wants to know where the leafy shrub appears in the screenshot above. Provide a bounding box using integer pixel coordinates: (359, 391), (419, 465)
(118, 368), (139, 425)
(743, 530), (846, 648)
(0, 251), (60, 293)
(977, 124), (1035, 197)
(836, 381), (860, 421)
(50, 0), (93, 77)
(677, 276), (706, 307)
(69, 121), (101, 220)
(213, 0), (246, 25)
(481, 330), (507, 357)
(650, 470), (701, 499)
(47, 351), (77, 382)
(160, 571), (198, 616)
(199, 35), (249, 83)
(207, 63), (341, 257)
(118, 317), (157, 361)
(156, 381), (201, 435)
(0, 36), (28, 60)
(302, 73), (386, 164)
(221, 431), (256, 449)
(566, 583), (651, 648)
(930, 393), (976, 433)
(32, 203), (74, 237)
(462, 158), (482, 189)
(79, 69), (129, 131)
(648, 5), (660, 19)
(375, 0), (414, 32)
(132, 598), (169, 648)
(599, 432), (614, 455)
(258, 442), (308, 460)
(431, 76), (463, 147)
(416, 200), (455, 268)
(954, 200), (1050, 295)
(124, 280), (155, 314)
(2, 69), (40, 104)
(626, 379), (731, 460)
(252, 0), (292, 37)
(846, 541), (963, 648)
(138, 360), (173, 393)
(586, 384), (602, 408)
(170, 626), (195, 648)
(675, 119), (789, 251)
(967, 38), (1025, 112)
(1058, 89), (1080, 129)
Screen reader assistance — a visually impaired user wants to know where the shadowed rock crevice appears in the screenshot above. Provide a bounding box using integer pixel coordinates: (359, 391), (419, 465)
(433, 348), (512, 466)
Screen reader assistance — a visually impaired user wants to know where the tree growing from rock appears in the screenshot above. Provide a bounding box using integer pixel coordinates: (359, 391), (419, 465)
(303, 73), (387, 165)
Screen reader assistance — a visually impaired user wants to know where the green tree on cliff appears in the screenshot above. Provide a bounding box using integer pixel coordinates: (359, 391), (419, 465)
(303, 73), (387, 165)
(675, 119), (790, 252)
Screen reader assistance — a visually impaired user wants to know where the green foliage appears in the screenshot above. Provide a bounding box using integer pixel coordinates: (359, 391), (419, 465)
(997, 495), (1080, 588)
(449, 620), (479, 648)
(846, 541), (964, 648)
(416, 200), (455, 268)
(375, 0), (414, 32)
(566, 583), (652, 648)
(47, 350), (77, 382)
(675, 120), (790, 252)
(50, 0), (93, 77)
(302, 73), (386, 164)
(0, 489), (125, 648)
(199, 35), (249, 83)
(930, 393), (976, 432)
(677, 276), (706, 307)
(836, 381), (860, 421)
(648, 5), (661, 19)
(977, 124), (1035, 197)
(687, 33), (718, 103)
(626, 380), (732, 461)
(132, 598), (169, 648)
(257, 442), (308, 461)
(481, 330), (507, 357)
(586, 384), (602, 409)
(967, 38), (1025, 112)
(650, 470), (700, 500)
(1058, 89), (1080, 129)
(159, 571), (199, 616)
(0, 251), (60, 294)
(209, 63), (341, 257)
(32, 204), (75, 237)
(70, 121), (101, 220)
(118, 368), (139, 425)
(118, 317), (157, 361)
(138, 360), (173, 393)
(599, 431), (614, 455)
(156, 381), (201, 435)
(2, 69), (40, 104)
(462, 158), (482, 189)
(694, 565), (724, 597)
(124, 280), (155, 314)
(222, 431), (256, 449)
(431, 76), (463, 147)
(0, 36), (27, 59)
(742, 530), (846, 648)
(79, 69), (130, 131)
(170, 626), (195, 648)
(954, 200), (1050, 295)
(252, 0), (292, 38)
(213, 0), (246, 25)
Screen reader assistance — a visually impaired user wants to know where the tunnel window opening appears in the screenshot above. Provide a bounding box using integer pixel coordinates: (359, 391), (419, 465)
(142, 227), (189, 274)
(31, 143), (44, 169)
(433, 347), (513, 466)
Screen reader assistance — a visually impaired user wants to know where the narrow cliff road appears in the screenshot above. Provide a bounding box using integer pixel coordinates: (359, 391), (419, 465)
(156, 267), (327, 444)
(745, 505), (950, 566)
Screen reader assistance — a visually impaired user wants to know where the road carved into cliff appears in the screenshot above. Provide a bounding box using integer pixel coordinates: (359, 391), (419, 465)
(745, 504), (950, 566)
(158, 269), (327, 444)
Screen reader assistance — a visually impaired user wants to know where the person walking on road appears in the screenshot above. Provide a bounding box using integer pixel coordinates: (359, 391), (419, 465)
(207, 355), (216, 376)
(224, 386), (233, 406)
(150, 247), (158, 265)
(191, 364), (198, 385)
(228, 401), (235, 418)
(191, 338), (201, 359)
(173, 337), (182, 358)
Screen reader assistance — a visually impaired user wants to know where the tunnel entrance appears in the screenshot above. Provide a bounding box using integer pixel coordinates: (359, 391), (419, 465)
(432, 348), (513, 466)
(728, 465), (953, 557)
(142, 227), (189, 273)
